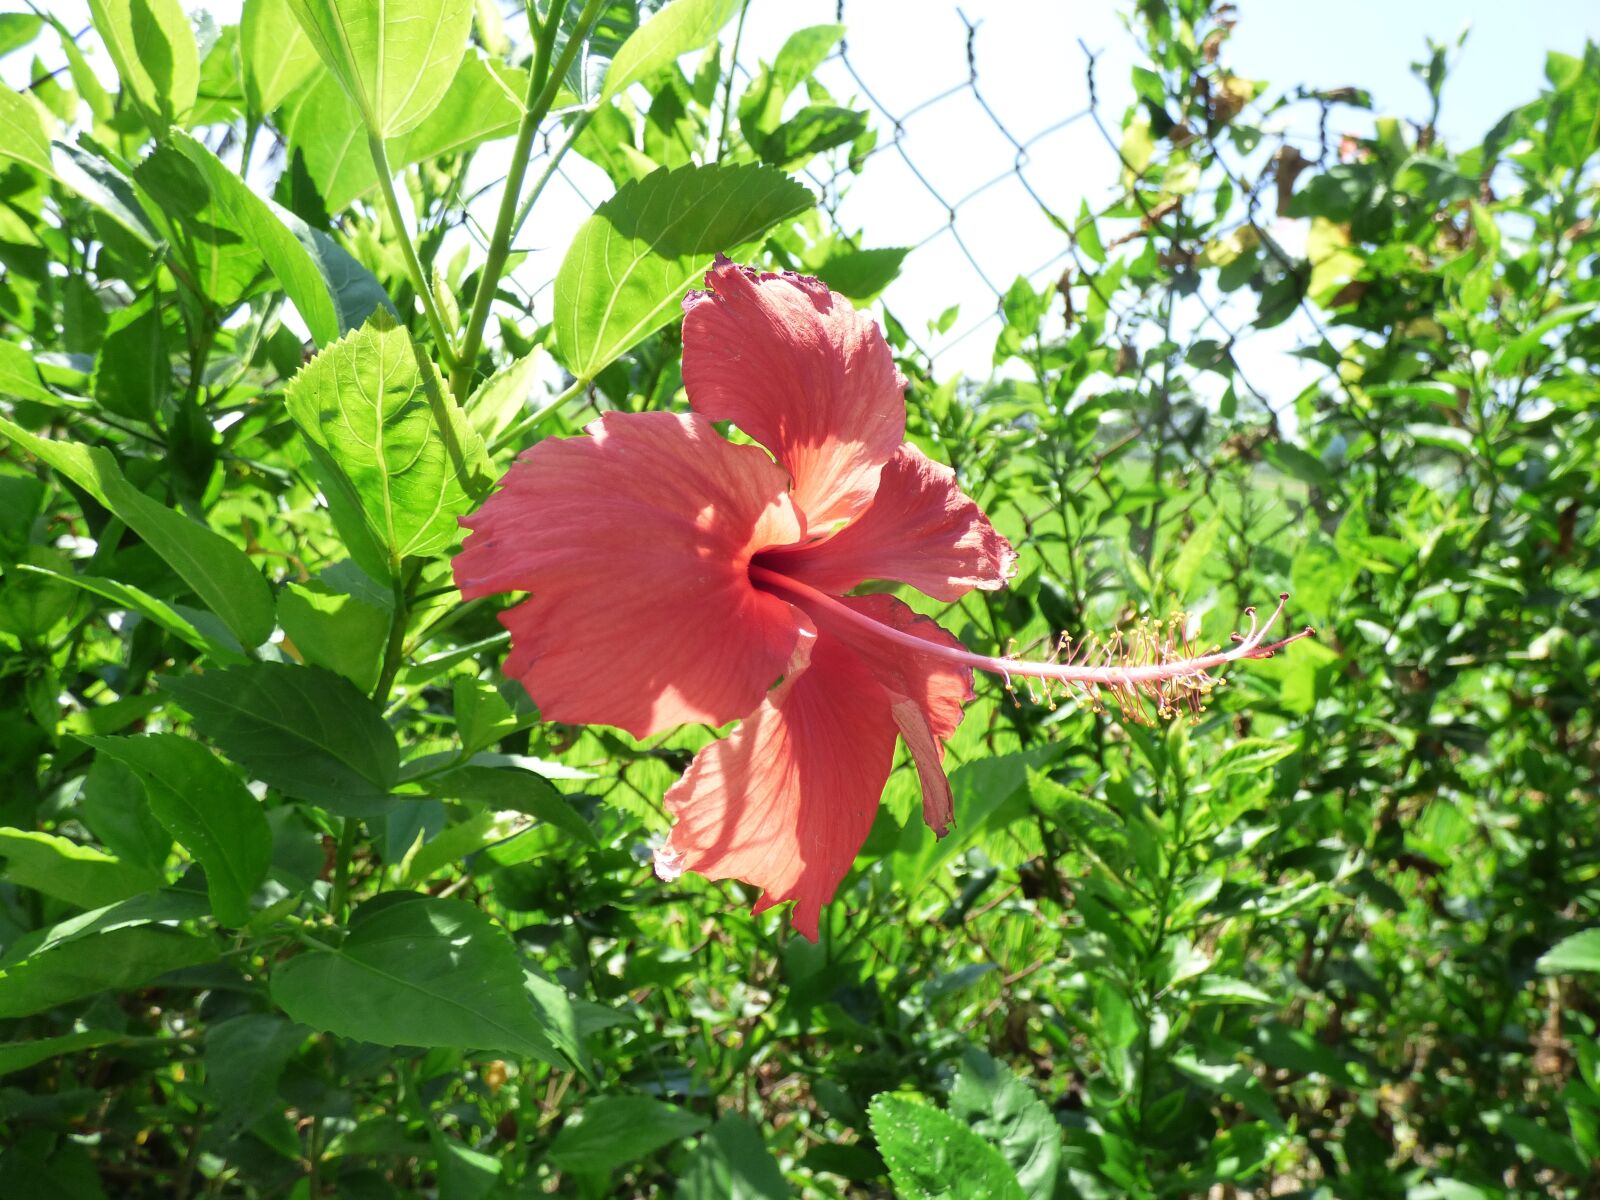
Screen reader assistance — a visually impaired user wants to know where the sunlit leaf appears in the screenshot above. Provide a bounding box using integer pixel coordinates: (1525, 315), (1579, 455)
(287, 0), (474, 138)
(553, 162), (813, 379)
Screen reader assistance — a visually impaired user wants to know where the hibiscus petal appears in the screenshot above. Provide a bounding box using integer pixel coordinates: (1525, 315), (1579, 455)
(655, 630), (899, 941)
(453, 411), (805, 739)
(833, 595), (974, 837)
(682, 257), (905, 533)
(756, 444), (1017, 602)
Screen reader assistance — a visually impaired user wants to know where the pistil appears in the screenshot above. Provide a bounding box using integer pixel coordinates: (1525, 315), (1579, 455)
(749, 565), (1316, 723)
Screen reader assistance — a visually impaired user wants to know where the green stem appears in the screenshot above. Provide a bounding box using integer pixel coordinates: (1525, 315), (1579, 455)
(328, 817), (359, 924)
(372, 560), (421, 707)
(715, 0), (752, 159)
(306, 1116), (325, 1197)
(239, 119), (260, 183)
(451, 0), (609, 398)
(509, 106), (596, 242)
(367, 132), (456, 363)
(488, 375), (590, 454)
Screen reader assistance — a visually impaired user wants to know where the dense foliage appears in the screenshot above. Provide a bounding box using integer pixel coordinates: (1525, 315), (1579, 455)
(1, 0), (1597, 1196)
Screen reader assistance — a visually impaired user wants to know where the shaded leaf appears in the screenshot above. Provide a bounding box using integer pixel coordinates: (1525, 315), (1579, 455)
(678, 1115), (792, 1199)
(549, 1095), (709, 1174)
(0, 416), (275, 647)
(204, 1013), (310, 1133)
(0, 925), (215, 1019)
(270, 894), (566, 1063)
(160, 662), (399, 813)
(85, 734), (271, 928)
(0, 1030), (123, 1078)
(949, 1049), (1060, 1200)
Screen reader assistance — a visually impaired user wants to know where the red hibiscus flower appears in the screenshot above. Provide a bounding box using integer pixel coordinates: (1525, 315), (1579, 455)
(453, 258), (1311, 940)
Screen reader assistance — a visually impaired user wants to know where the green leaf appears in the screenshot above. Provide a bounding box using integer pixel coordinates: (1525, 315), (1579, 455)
(553, 162), (813, 379)
(1193, 976), (1275, 1005)
(159, 662), (399, 814)
(0, 1030), (123, 1078)
(1075, 199), (1106, 264)
(425, 765), (599, 849)
(0, 14), (43, 58)
(282, 69), (374, 211)
(270, 894), (567, 1063)
(1170, 1050), (1284, 1127)
(1497, 1112), (1588, 1177)
(868, 1093), (1026, 1200)
(284, 53), (529, 213)
(390, 53), (526, 167)
(277, 582), (389, 692)
(0, 340), (57, 404)
(86, 0), (199, 126)
(738, 24), (845, 138)
(140, 133), (390, 346)
(240, 0), (320, 114)
(814, 246), (910, 300)
(752, 103), (867, 167)
(0, 829), (163, 910)
(949, 1049), (1060, 1200)
(0, 85), (53, 175)
(402, 808), (523, 885)
(0, 924), (215, 1019)
(285, 319), (490, 568)
(0, 416), (275, 647)
(1491, 301), (1596, 375)
(1538, 929), (1600, 975)
(548, 1095), (709, 1174)
(463, 348), (546, 445)
(287, 0), (475, 138)
(1168, 510), (1221, 595)
(49, 141), (160, 249)
(203, 1013), (310, 1133)
(85, 734), (271, 929)
(18, 889), (210, 960)
(600, 0), (742, 103)
(91, 293), (167, 423)
(678, 1115), (792, 1199)
(14, 564), (247, 663)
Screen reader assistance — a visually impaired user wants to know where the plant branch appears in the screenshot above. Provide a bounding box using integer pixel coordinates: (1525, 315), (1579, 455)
(509, 106), (596, 242)
(489, 375), (590, 454)
(716, 0), (752, 159)
(451, 0), (609, 398)
(367, 132), (456, 363)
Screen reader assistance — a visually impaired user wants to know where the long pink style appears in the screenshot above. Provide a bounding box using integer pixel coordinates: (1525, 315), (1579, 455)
(751, 565), (1316, 722)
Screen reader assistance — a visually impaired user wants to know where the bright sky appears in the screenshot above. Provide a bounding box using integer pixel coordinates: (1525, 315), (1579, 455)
(9, 0), (1598, 391)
